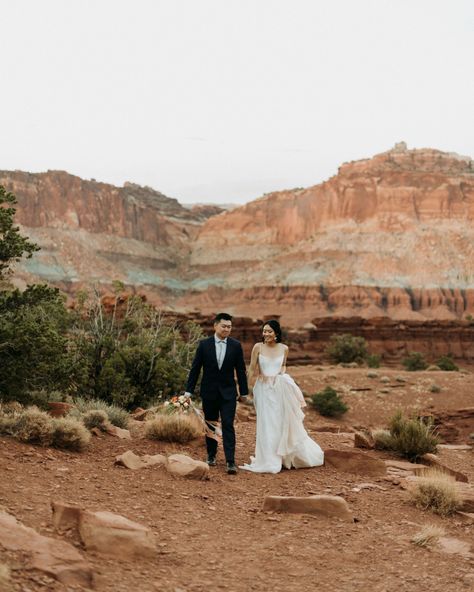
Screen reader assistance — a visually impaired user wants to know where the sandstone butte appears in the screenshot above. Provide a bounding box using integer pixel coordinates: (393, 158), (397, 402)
(2, 142), (474, 331)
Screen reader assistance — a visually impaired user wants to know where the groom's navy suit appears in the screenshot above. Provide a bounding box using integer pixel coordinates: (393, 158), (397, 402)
(186, 336), (248, 462)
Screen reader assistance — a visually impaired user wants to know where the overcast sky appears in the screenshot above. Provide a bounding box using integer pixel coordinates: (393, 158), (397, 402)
(1, 1), (473, 204)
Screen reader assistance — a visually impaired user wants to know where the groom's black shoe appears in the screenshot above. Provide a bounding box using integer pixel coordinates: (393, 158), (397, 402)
(226, 461), (237, 475)
(206, 455), (217, 466)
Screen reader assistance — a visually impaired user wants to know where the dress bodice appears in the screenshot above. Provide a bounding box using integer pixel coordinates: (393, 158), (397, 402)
(258, 354), (284, 377)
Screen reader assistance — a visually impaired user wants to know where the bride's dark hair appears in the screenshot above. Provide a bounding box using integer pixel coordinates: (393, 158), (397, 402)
(262, 319), (282, 343)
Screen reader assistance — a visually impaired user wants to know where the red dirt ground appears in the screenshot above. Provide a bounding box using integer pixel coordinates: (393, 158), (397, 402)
(1, 366), (474, 592)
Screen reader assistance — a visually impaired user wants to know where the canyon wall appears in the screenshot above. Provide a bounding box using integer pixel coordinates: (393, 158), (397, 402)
(2, 144), (474, 330)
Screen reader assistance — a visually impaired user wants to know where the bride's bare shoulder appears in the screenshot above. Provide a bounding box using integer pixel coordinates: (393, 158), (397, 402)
(252, 342), (263, 352)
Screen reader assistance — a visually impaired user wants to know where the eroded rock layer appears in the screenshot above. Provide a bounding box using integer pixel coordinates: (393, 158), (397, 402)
(2, 144), (474, 326)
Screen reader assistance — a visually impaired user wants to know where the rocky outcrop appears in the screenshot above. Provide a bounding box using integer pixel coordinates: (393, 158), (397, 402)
(3, 145), (474, 325)
(0, 510), (93, 587)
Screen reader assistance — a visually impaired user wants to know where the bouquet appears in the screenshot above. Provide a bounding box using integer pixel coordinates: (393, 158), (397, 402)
(163, 394), (191, 414)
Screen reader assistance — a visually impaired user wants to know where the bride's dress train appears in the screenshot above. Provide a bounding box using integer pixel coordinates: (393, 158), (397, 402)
(241, 354), (324, 474)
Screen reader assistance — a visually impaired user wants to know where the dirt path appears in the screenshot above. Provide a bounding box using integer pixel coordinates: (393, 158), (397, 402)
(1, 366), (474, 592)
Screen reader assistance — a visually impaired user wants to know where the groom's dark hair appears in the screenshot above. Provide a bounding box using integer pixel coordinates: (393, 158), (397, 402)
(214, 312), (233, 324)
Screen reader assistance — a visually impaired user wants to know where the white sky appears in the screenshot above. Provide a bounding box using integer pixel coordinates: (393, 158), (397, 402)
(1, 0), (473, 204)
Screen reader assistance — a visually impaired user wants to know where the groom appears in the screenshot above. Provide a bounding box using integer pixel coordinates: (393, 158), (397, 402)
(185, 312), (248, 474)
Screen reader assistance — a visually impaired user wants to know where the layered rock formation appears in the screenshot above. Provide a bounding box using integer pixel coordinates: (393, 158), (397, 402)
(2, 144), (474, 328)
(181, 144), (474, 323)
(0, 170), (221, 300)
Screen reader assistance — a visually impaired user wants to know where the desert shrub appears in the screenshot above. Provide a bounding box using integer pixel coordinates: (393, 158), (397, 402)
(372, 428), (393, 450)
(409, 470), (460, 516)
(0, 415), (15, 435)
(10, 408), (54, 446)
(435, 355), (459, 372)
(411, 524), (445, 547)
(325, 334), (368, 364)
(366, 354), (381, 368)
(402, 352), (428, 371)
(429, 384), (441, 393)
(70, 290), (203, 409)
(310, 386), (348, 417)
(82, 409), (109, 431)
(52, 418), (91, 451)
(387, 410), (439, 461)
(145, 414), (201, 443)
(0, 401), (23, 415)
(72, 397), (130, 428)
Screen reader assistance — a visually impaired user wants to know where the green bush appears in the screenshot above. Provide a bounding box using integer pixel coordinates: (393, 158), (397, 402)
(0, 286), (75, 402)
(366, 354), (381, 368)
(69, 291), (203, 409)
(384, 410), (439, 461)
(325, 334), (368, 364)
(402, 352), (428, 372)
(310, 386), (348, 417)
(435, 355), (459, 372)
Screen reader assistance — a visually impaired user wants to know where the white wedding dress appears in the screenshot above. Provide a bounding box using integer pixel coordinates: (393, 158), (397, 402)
(241, 354), (324, 474)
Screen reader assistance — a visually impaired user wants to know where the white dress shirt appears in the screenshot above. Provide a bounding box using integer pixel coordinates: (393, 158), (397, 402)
(214, 335), (227, 369)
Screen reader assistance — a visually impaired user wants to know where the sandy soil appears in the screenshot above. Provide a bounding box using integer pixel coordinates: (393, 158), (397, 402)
(1, 366), (473, 592)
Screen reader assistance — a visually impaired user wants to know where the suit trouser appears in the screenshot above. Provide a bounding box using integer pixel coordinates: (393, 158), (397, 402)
(202, 394), (237, 462)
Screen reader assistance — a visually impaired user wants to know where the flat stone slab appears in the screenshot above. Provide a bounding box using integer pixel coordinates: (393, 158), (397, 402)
(325, 449), (386, 476)
(421, 453), (468, 482)
(263, 495), (353, 521)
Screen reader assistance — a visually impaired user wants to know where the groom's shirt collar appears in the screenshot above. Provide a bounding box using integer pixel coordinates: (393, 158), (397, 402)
(214, 334), (228, 344)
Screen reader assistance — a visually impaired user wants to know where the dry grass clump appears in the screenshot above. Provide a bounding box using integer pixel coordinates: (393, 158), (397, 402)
(372, 428), (393, 450)
(72, 397), (130, 428)
(82, 409), (109, 431)
(145, 414), (201, 443)
(409, 469), (460, 516)
(411, 524), (446, 547)
(52, 418), (91, 451)
(10, 408), (54, 446)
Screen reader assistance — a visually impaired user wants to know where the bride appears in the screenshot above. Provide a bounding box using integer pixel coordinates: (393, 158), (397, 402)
(240, 320), (324, 474)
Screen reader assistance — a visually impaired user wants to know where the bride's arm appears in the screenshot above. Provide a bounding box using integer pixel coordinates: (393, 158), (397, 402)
(279, 344), (289, 374)
(247, 343), (260, 383)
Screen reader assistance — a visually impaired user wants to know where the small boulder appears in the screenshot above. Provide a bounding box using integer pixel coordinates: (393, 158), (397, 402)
(166, 454), (210, 480)
(0, 511), (92, 587)
(79, 510), (156, 559)
(354, 431), (375, 449)
(263, 495), (352, 521)
(51, 501), (82, 533)
(115, 450), (166, 470)
(105, 425), (131, 439)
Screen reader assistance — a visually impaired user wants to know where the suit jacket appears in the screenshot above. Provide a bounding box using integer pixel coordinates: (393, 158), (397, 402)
(186, 336), (249, 401)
